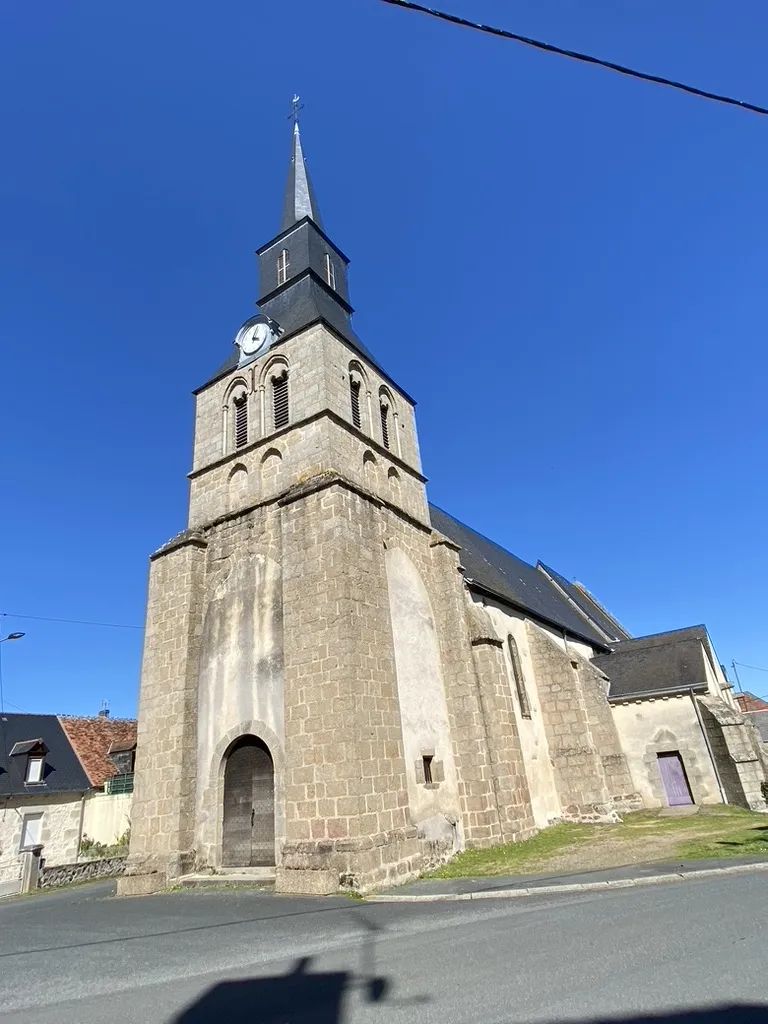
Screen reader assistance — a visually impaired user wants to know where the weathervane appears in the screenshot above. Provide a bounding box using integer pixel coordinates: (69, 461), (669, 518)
(288, 94), (304, 128)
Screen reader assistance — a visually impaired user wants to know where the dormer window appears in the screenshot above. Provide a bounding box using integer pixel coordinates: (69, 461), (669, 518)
(10, 739), (48, 785)
(277, 248), (290, 285)
(324, 253), (336, 290)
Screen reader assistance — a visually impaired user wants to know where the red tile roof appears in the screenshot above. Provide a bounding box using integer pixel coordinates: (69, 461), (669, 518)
(58, 716), (137, 788)
(735, 691), (768, 713)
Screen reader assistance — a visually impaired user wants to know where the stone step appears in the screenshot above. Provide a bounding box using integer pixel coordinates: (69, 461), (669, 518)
(177, 867), (276, 889)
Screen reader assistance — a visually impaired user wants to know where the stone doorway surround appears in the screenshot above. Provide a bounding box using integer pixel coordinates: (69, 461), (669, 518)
(202, 721), (285, 873)
(642, 728), (708, 806)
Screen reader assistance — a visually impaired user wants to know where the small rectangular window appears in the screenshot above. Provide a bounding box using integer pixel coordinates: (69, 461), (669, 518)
(422, 755), (434, 785)
(20, 813), (43, 849)
(380, 405), (390, 450)
(273, 374), (289, 429)
(350, 380), (361, 429)
(277, 249), (290, 286)
(26, 757), (44, 784)
(234, 396), (248, 449)
(324, 253), (336, 290)
(110, 750), (134, 775)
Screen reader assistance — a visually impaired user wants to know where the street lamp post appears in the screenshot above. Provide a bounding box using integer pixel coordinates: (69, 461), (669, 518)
(0, 631), (25, 715)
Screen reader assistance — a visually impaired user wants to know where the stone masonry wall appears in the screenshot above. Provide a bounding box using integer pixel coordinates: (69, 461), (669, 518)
(699, 698), (768, 810)
(467, 613), (535, 844)
(193, 504), (286, 870)
(41, 857), (126, 889)
(423, 540), (509, 847)
(575, 656), (641, 813)
(0, 795), (83, 886)
(189, 399), (427, 530)
(189, 325), (428, 529)
(121, 533), (207, 888)
(277, 476), (423, 893)
(525, 622), (616, 821)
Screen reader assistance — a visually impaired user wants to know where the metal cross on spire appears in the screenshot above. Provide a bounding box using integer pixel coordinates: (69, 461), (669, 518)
(288, 94), (304, 130)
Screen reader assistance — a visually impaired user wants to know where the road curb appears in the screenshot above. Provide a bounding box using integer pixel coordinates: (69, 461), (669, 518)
(365, 860), (768, 903)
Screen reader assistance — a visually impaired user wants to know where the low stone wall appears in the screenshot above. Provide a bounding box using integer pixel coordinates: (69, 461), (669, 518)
(40, 857), (127, 889)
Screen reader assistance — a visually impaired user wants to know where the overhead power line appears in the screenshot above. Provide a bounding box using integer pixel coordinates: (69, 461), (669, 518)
(733, 660), (768, 674)
(1, 612), (143, 630)
(378, 0), (768, 117)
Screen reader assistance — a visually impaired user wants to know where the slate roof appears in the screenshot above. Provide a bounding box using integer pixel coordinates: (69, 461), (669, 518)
(0, 714), (90, 796)
(428, 504), (610, 649)
(746, 710), (768, 744)
(282, 122), (323, 232)
(59, 717), (137, 787)
(538, 563), (631, 643)
(593, 627), (711, 701)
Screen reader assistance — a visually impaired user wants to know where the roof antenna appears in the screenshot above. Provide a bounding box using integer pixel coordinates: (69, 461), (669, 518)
(99, 700), (110, 719)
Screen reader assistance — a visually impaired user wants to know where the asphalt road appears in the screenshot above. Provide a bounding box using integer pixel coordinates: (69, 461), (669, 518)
(0, 874), (765, 1024)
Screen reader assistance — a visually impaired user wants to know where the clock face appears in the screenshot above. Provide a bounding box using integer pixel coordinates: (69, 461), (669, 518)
(235, 318), (275, 362)
(241, 322), (270, 355)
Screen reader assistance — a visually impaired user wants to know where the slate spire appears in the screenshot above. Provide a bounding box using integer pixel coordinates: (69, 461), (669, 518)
(281, 118), (323, 231)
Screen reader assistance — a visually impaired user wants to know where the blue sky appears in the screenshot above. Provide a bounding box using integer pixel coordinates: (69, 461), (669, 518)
(2, 0), (767, 718)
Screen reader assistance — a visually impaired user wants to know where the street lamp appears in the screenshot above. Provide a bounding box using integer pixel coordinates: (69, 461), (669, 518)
(0, 632), (25, 717)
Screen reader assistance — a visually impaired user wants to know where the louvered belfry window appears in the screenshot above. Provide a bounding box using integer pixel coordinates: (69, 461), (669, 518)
(324, 253), (336, 290)
(350, 379), (362, 429)
(234, 394), (248, 449)
(273, 371), (289, 429)
(380, 404), (390, 450)
(508, 636), (532, 718)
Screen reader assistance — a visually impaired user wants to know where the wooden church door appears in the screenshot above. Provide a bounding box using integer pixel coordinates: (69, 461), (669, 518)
(657, 751), (694, 807)
(222, 737), (275, 866)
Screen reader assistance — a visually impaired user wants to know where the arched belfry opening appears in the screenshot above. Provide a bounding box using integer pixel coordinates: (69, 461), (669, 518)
(222, 736), (275, 867)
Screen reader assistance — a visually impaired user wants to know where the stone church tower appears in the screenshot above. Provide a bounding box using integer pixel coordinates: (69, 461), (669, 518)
(121, 119), (639, 897)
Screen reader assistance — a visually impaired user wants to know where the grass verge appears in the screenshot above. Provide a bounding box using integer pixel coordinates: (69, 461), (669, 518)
(427, 805), (768, 879)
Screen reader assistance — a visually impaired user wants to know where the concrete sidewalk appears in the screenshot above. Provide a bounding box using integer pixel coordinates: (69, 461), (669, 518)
(367, 855), (768, 902)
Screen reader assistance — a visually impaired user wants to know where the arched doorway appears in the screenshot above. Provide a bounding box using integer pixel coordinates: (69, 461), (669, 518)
(222, 736), (275, 867)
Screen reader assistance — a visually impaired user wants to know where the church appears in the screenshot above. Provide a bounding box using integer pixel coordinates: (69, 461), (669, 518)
(120, 120), (767, 896)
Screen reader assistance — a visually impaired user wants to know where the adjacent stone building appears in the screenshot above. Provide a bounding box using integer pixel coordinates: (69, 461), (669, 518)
(121, 120), (767, 896)
(0, 712), (136, 896)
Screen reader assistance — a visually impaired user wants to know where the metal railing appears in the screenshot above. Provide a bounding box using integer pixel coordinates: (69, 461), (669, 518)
(105, 773), (134, 795)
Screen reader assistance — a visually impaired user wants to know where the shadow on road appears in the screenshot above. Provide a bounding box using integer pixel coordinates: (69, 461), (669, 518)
(171, 954), (390, 1023)
(173, 912), (429, 1023)
(173, 986), (768, 1024)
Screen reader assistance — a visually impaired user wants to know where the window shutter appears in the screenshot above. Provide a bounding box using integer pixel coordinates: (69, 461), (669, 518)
(234, 395), (248, 449)
(380, 404), (390, 449)
(273, 373), (289, 429)
(350, 380), (361, 429)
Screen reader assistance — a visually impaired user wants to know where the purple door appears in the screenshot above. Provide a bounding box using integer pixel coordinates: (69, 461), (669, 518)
(657, 752), (694, 807)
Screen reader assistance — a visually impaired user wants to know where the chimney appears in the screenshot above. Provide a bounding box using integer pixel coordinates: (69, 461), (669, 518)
(98, 700), (110, 719)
